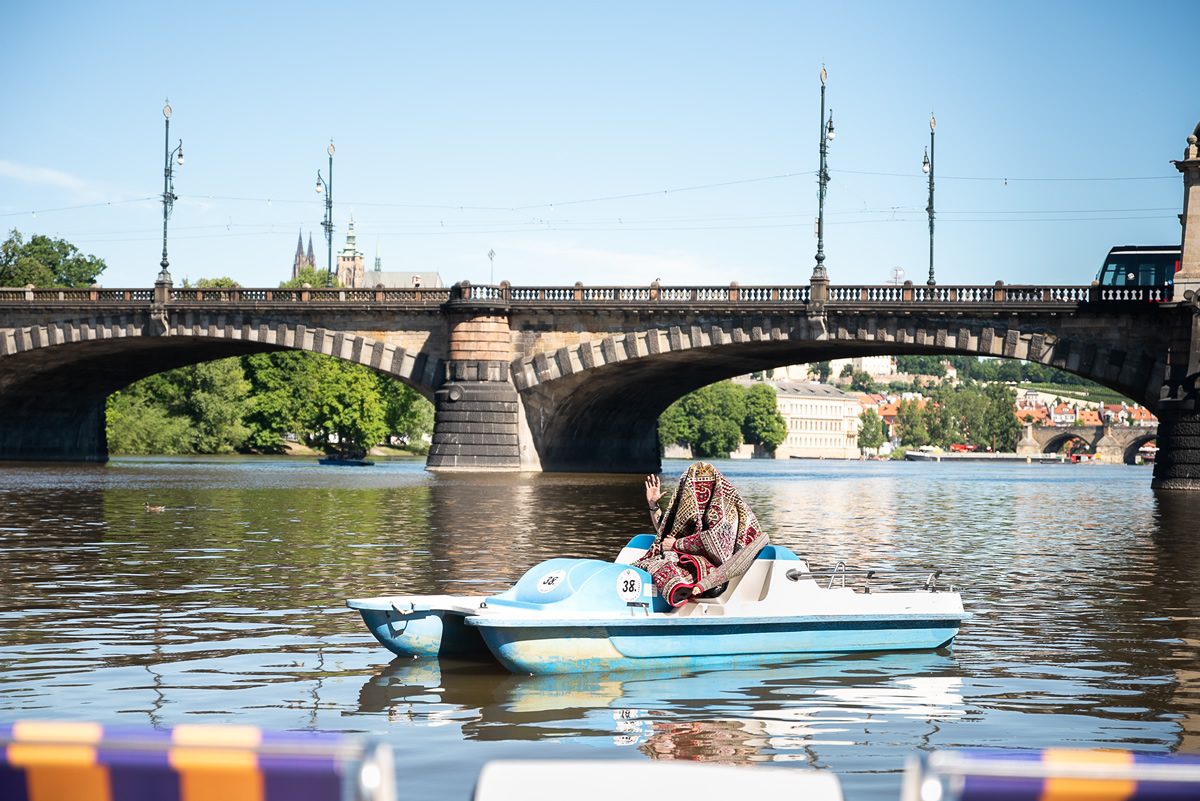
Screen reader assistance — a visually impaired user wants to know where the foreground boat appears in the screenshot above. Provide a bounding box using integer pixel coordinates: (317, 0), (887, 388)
(347, 535), (967, 675)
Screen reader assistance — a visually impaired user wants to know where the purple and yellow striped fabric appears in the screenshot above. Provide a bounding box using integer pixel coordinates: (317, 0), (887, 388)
(921, 748), (1200, 801)
(0, 722), (348, 801)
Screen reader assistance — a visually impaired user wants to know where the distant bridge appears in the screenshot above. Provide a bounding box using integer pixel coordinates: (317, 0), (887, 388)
(1017, 423), (1159, 464)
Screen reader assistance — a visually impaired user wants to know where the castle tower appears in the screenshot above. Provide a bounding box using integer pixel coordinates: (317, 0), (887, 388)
(336, 214), (366, 288)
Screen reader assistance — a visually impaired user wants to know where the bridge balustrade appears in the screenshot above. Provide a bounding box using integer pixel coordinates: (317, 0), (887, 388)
(0, 283), (1157, 308)
(1097, 286), (1173, 303)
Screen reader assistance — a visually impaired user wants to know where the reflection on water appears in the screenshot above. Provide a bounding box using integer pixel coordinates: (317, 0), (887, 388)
(2, 457), (1200, 800)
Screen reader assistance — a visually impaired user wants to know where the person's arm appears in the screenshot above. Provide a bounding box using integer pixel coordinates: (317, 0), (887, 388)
(645, 474), (666, 536)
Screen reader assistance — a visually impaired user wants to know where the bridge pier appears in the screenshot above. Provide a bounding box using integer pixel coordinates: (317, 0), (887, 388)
(426, 290), (523, 471)
(1093, 426), (1128, 464)
(1155, 124), (1200, 488)
(1153, 409), (1200, 490)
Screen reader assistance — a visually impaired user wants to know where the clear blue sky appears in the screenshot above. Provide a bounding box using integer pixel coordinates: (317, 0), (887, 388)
(1, 1), (1194, 290)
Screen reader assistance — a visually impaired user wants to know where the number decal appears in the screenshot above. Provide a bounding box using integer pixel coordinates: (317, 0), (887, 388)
(537, 570), (566, 593)
(616, 568), (642, 602)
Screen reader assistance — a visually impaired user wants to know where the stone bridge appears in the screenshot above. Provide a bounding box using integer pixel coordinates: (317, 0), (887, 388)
(0, 277), (1196, 487)
(1016, 423), (1159, 464)
(2, 121), (1199, 488)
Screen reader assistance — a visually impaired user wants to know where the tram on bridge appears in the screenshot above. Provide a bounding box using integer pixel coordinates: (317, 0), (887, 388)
(1095, 244), (1181, 295)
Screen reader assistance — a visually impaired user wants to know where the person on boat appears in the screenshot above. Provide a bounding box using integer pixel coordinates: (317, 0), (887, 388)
(635, 462), (768, 607)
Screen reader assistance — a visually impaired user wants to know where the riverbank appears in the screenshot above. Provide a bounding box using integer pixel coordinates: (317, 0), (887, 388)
(904, 450), (1067, 463)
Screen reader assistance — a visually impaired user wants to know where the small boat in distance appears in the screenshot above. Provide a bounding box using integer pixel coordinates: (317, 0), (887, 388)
(318, 451), (375, 466)
(347, 534), (967, 675)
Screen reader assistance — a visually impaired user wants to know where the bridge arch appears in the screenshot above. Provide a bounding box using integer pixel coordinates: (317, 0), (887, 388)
(508, 310), (1171, 472)
(0, 311), (444, 461)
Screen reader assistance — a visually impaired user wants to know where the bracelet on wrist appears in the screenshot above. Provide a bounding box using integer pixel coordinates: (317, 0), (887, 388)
(648, 505), (660, 512)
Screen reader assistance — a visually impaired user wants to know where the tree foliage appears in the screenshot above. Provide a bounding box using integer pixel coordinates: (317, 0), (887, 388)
(857, 408), (886, 453)
(887, 381), (1023, 451)
(107, 351), (435, 456)
(658, 381), (789, 457)
(1, 229), (106, 287)
(279, 265), (336, 289)
(659, 381), (747, 457)
(743, 383), (787, 452)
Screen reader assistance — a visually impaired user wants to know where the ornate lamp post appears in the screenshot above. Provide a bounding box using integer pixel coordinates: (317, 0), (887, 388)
(159, 101), (183, 284)
(488, 249), (496, 284)
(922, 114), (936, 286)
(315, 141), (335, 287)
(813, 67), (835, 281)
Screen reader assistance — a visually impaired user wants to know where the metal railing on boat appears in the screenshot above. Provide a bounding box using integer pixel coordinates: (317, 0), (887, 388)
(786, 565), (950, 592)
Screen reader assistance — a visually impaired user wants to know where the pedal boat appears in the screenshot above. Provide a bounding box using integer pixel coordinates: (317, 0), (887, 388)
(346, 535), (968, 675)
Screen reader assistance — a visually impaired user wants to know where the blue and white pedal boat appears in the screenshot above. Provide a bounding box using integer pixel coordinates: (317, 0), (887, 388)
(346, 535), (968, 675)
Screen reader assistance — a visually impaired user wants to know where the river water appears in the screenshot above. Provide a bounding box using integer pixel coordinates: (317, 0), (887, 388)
(2, 456), (1199, 799)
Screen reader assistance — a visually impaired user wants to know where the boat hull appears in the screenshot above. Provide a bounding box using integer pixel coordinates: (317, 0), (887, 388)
(347, 596), (492, 660)
(471, 614), (962, 674)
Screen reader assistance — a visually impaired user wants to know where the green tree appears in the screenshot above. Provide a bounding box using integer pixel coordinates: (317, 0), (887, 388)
(657, 400), (694, 450)
(683, 382), (746, 457)
(176, 359), (252, 452)
(933, 384), (988, 447)
(995, 359), (1022, 382)
(188, 276), (242, 288)
(849, 370), (878, 393)
(308, 359), (388, 451)
(105, 385), (194, 454)
(742, 383), (786, 453)
(982, 382), (1021, 451)
(895, 398), (929, 447)
(1, 229), (106, 287)
(896, 356), (946, 378)
(280, 265), (337, 289)
(658, 381), (748, 457)
(811, 361), (832, 382)
(379, 375), (435, 447)
(105, 359), (250, 454)
(241, 351), (322, 450)
(857, 408), (886, 453)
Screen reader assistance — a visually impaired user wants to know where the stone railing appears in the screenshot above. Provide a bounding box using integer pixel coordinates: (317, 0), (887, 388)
(827, 284), (1092, 303)
(493, 283), (810, 304)
(0, 282), (1157, 307)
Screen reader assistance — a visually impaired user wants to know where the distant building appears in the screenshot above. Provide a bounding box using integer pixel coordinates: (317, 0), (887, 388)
(336, 215), (366, 288)
(775, 356), (897, 383)
(291, 230), (315, 280)
(361, 268), (445, 289)
(772, 381), (861, 460)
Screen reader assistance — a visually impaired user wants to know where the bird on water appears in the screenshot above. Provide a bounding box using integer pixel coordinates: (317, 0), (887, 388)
(145, 502), (165, 512)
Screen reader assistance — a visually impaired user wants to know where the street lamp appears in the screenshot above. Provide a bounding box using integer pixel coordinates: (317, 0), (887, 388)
(159, 101), (183, 283)
(922, 114), (935, 286)
(315, 141), (335, 287)
(813, 67), (835, 281)
(488, 249), (496, 284)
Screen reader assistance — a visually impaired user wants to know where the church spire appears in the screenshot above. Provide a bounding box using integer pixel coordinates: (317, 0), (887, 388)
(306, 233), (315, 268)
(292, 229), (306, 279)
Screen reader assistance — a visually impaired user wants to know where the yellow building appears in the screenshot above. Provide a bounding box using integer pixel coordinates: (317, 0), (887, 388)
(772, 381), (861, 459)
